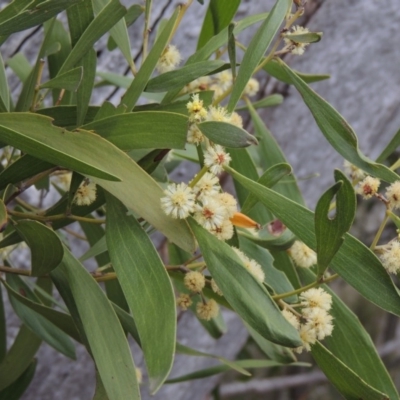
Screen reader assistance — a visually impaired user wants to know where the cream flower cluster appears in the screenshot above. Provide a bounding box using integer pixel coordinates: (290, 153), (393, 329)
(73, 181), (97, 206)
(176, 270), (220, 321)
(288, 240), (317, 268)
(379, 240), (400, 274)
(282, 287), (334, 353)
(233, 247), (265, 283)
(283, 25), (310, 55)
(156, 44), (182, 73)
(161, 172), (237, 241)
(186, 94), (243, 145)
(183, 72), (260, 100)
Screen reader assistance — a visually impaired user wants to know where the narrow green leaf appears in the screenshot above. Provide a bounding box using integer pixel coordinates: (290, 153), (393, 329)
(13, 220), (63, 276)
(2, 276), (81, 343)
(239, 227), (295, 252)
(270, 249), (301, 290)
(376, 127), (400, 163)
(236, 94), (283, 111)
(96, 71), (132, 89)
(92, 0), (134, 70)
(112, 303), (140, 344)
(40, 67), (83, 91)
(188, 218), (302, 347)
(0, 113), (122, 181)
(198, 121), (258, 148)
(229, 148), (273, 224)
(37, 105), (99, 129)
(263, 59), (330, 84)
(7, 53), (32, 83)
(239, 236), (297, 302)
(15, 18), (57, 112)
(312, 342), (388, 400)
(226, 166), (400, 317)
(175, 343), (250, 377)
(83, 111), (188, 150)
(283, 31), (323, 43)
(0, 359), (36, 400)
(0, 0), (83, 36)
(5, 275), (76, 359)
(107, 5), (144, 51)
(121, 8), (180, 111)
(106, 194), (176, 393)
(0, 52), (9, 112)
(55, 247), (140, 400)
(162, 12), (269, 103)
(278, 60), (400, 183)
(315, 171), (356, 275)
(46, 19), (72, 104)
(0, 325), (41, 391)
(0, 0), (33, 23)
(79, 235), (107, 263)
(146, 60), (225, 92)
(227, 0), (291, 112)
(93, 371), (110, 400)
(0, 285), (5, 363)
(197, 0), (241, 50)
(246, 323), (297, 364)
(167, 357), (307, 383)
(0, 199), (6, 232)
(76, 49), (96, 126)
(228, 23), (237, 79)
(299, 268), (399, 400)
(241, 163), (293, 214)
(67, 0), (94, 46)
(58, 0), (126, 75)
(247, 101), (304, 204)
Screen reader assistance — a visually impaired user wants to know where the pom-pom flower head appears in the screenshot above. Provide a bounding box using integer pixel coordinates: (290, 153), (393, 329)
(233, 247), (265, 283)
(357, 176), (380, 199)
(196, 299), (219, 320)
(161, 182), (195, 219)
(194, 196), (226, 230)
(187, 124), (204, 144)
(156, 44), (182, 73)
(299, 287), (332, 312)
(184, 271), (205, 293)
(379, 240), (400, 274)
(74, 181), (97, 206)
(386, 181), (400, 210)
(176, 293), (193, 310)
(283, 25), (310, 55)
(343, 160), (365, 181)
(243, 78), (260, 97)
(186, 93), (207, 122)
(289, 240), (317, 268)
(204, 145), (231, 175)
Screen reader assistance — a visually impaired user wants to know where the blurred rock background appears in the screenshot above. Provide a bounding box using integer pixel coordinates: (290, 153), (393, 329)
(1, 0), (400, 398)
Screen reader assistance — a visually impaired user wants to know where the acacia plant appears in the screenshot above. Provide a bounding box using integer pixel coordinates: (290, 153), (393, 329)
(0, 0), (399, 399)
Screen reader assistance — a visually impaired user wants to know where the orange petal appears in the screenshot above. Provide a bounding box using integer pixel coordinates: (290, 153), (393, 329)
(230, 212), (261, 229)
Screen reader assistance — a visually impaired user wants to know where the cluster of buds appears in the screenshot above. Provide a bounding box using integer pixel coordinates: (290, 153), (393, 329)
(183, 72), (260, 100)
(160, 172), (237, 241)
(161, 94), (262, 242)
(176, 271), (219, 321)
(282, 287), (334, 353)
(186, 93), (243, 145)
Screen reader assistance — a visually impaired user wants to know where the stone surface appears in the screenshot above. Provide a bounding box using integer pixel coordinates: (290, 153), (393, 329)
(1, 0), (399, 399)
